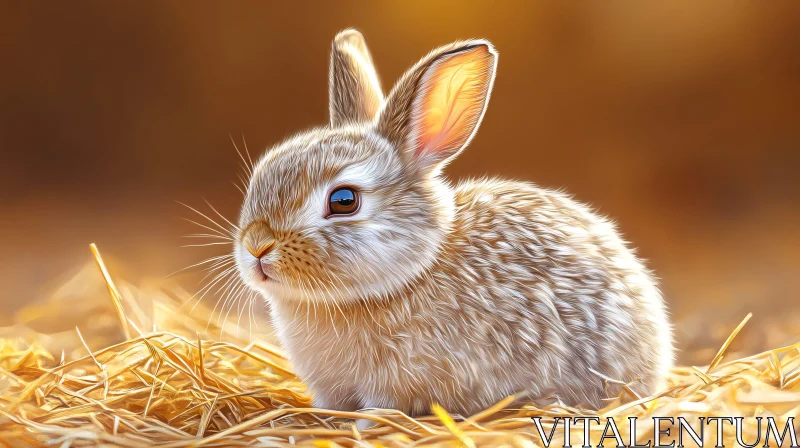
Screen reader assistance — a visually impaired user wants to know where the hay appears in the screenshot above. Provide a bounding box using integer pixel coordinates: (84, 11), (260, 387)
(0, 246), (799, 447)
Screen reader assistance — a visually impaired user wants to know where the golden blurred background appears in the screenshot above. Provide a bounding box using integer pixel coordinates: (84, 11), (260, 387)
(1, 2), (798, 365)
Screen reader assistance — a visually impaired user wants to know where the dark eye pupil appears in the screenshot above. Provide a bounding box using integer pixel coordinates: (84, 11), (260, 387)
(329, 188), (359, 215)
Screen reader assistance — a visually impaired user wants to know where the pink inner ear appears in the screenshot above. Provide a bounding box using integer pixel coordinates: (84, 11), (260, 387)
(412, 46), (495, 163)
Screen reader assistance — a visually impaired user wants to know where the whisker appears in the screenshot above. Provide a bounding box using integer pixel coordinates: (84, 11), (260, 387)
(184, 267), (234, 308)
(183, 234), (233, 241)
(202, 199), (240, 237)
(230, 133), (253, 177)
(232, 181), (245, 197)
(194, 264), (237, 298)
(209, 271), (247, 331)
(253, 292), (263, 330)
(182, 218), (229, 238)
(215, 275), (243, 328)
(181, 242), (233, 248)
(178, 201), (235, 237)
(218, 280), (248, 338)
(241, 132), (255, 170)
(236, 290), (248, 339)
(178, 262), (235, 311)
(189, 266), (238, 313)
(249, 291), (261, 331)
(237, 173), (249, 195)
(197, 273), (239, 328)
(247, 293), (255, 341)
(167, 254), (233, 278)
(197, 258), (236, 283)
(206, 285), (239, 320)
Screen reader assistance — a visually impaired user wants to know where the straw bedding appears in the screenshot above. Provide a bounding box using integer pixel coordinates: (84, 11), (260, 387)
(0, 246), (798, 447)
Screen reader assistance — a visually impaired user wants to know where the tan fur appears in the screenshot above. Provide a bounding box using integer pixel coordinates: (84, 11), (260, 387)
(234, 31), (674, 416)
(329, 29), (383, 127)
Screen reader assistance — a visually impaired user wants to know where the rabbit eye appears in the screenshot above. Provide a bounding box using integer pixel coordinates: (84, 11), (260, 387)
(327, 187), (360, 217)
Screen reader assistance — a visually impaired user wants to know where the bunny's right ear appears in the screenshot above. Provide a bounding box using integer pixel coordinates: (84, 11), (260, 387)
(329, 29), (384, 127)
(376, 40), (497, 176)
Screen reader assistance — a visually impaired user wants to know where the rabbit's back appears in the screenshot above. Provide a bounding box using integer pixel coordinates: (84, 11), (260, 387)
(438, 178), (673, 407)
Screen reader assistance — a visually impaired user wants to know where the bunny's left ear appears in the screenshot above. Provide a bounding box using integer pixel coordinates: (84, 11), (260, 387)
(329, 29), (384, 127)
(376, 40), (497, 175)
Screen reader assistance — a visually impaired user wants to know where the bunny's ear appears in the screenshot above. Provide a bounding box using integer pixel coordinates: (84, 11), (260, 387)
(329, 29), (384, 127)
(376, 40), (497, 175)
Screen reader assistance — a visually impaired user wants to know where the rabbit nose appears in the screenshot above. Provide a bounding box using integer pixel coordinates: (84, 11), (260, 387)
(246, 239), (275, 259)
(242, 221), (275, 259)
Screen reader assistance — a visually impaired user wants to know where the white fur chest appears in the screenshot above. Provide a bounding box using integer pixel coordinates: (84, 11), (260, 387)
(268, 293), (476, 414)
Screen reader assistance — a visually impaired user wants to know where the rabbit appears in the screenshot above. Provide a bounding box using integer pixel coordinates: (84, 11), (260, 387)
(233, 29), (674, 417)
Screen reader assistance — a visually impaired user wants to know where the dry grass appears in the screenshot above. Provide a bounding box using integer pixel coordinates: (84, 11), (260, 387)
(0, 246), (799, 447)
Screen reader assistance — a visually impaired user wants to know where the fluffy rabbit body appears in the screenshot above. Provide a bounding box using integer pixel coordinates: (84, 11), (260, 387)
(234, 30), (673, 416)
